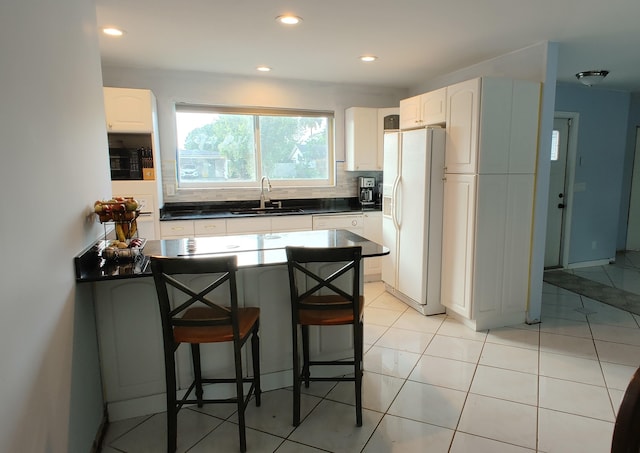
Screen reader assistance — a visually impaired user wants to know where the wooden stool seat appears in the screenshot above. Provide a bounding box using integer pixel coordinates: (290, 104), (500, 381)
(174, 307), (261, 343)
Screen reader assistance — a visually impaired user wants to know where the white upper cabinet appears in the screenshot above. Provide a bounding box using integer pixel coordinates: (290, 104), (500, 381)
(444, 78), (481, 174)
(445, 77), (541, 174)
(345, 107), (380, 171)
(104, 87), (154, 133)
(399, 87), (447, 129)
(345, 106), (399, 171)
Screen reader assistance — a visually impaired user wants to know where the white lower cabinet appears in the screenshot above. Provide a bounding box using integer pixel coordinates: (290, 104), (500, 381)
(271, 215), (312, 232)
(362, 212), (382, 280)
(225, 217), (272, 235)
(441, 173), (534, 330)
(162, 215), (314, 239)
(312, 213), (363, 232)
(94, 279), (166, 407)
(194, 218), (226, 237)
(312, 213), (382, 282)
(160, 220), (195, 239)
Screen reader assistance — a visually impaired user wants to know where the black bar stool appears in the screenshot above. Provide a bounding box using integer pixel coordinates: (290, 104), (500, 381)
(150, 255), (261, 452)
(285, 245), (364, 427)
(612, 366), (640, 452)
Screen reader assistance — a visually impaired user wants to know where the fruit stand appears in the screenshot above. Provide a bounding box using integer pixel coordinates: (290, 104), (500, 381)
(94, 197), (145, 261)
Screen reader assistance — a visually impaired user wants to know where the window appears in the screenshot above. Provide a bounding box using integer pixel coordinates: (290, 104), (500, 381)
(175, 105), (334, 188)
(550, 130), (560, 161)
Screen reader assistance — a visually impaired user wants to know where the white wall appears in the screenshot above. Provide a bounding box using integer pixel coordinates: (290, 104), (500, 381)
(0, 0), (110, 451)
(101, 67), (407, 203)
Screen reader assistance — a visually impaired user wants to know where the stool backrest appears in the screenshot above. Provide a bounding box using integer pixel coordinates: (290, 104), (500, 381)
(150, 255), (240, 342)
(286, 246), (362, 315)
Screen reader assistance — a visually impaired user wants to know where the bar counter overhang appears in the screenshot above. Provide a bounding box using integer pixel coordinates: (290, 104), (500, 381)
(75, 229), (388, 421)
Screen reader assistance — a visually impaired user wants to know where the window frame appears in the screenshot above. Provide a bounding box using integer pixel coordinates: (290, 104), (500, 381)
(175, 104), (335, 189)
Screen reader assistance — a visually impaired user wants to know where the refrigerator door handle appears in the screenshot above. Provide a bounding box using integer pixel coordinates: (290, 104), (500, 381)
(391, 175), (400, 229)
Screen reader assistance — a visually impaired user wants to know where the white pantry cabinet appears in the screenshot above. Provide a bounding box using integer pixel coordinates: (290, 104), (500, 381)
(104, 87), (155, 133)
(399, 87), (447, 129)
(445, 78), (541, 174)
(106, 87), (164, 239)
(440, 77), (540, 331)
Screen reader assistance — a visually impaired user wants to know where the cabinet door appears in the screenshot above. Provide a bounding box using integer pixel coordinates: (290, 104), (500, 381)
(194, 219), (226, 237)
(312, 214), (363, 233)
(94, 278), (165, 402)
(441, 174), (476, 318)
(160, 220), (194, 239)
(362, 211), (382, 278)
(226, 217), (271, 234)
(271, 215), (312, 232)
(445, 78), (480, 174)
(399, 94), (421, 129)
(420, 87), (447, 126)
(345, 107), (379, 171)
(104, 87), (153, 133)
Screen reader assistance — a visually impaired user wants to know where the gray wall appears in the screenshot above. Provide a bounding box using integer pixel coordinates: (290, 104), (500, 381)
(554, 83), (631, 264)
(619, 94), (640, 249)
(0, 0), (109, 451)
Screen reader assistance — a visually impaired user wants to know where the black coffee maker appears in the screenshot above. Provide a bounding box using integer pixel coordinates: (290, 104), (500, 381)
(358, 177), (375, 206)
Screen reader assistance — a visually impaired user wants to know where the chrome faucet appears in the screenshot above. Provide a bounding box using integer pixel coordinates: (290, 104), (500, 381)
(259, 176), (272, 209)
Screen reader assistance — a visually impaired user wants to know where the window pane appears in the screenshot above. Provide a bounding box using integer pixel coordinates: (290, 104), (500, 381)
(175, 106), (334, 188)
(176, 111), (256, 183)
(260, 116), (329, 180)
(550, 130), (559, 161)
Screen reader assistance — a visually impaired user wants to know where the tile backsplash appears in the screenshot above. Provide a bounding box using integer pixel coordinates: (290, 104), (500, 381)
(161, 161), (381, 203)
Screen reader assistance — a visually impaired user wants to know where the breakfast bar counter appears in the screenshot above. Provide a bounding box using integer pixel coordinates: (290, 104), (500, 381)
(75, 230), (387, 421)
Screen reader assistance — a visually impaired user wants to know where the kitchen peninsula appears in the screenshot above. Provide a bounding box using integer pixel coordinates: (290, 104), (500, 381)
(75, 229), (387, 421)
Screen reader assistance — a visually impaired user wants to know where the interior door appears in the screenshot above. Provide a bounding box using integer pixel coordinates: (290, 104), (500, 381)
(626, 128), (640, 250)
(544, 117), (570, 268)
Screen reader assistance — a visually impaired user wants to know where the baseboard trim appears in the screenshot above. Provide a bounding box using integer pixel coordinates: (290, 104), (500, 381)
(91, 405), (109, 453)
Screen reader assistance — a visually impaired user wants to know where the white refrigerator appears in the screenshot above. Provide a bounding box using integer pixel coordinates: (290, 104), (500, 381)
(381, 127), (446, 315)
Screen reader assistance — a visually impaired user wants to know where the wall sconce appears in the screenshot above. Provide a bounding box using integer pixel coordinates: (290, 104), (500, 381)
(575, 70), (609, 87)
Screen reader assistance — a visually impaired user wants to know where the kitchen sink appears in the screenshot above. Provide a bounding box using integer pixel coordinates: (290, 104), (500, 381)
(230, 208), (304, 215)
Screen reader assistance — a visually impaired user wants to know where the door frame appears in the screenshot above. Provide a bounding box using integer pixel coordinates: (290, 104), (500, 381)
(626, 127), (640, 250)
(550, 111), (579, 269)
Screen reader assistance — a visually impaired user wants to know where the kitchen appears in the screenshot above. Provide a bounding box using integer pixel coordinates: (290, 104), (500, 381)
(3, 1), (640, 453)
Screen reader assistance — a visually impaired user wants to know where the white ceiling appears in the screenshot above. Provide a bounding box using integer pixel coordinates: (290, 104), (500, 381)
(96, 0), (640, 92)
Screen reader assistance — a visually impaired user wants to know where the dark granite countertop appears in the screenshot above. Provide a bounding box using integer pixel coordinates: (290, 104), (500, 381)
(75, 229), (389, 283)
(160, 197), (381, 220)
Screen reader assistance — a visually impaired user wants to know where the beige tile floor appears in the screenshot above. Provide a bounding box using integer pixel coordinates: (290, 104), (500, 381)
(101, 276), (640, 453)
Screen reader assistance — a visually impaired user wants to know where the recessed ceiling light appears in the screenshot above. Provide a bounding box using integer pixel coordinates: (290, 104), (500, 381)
(360, 55), (378, 62)
(276, 15), (302, 25)
(256, 66), (272, 72)
(102, 27), (125, 37)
